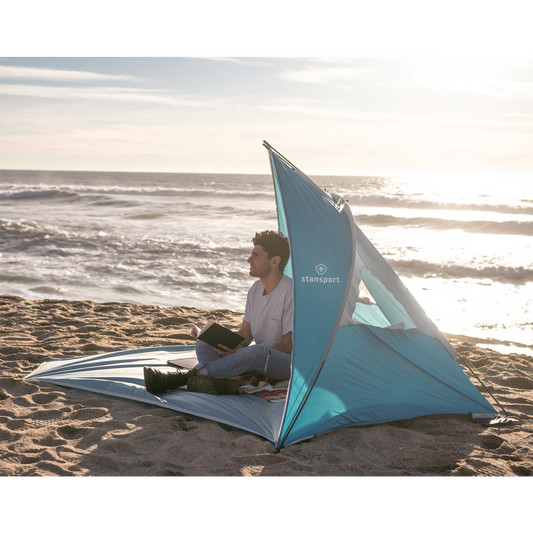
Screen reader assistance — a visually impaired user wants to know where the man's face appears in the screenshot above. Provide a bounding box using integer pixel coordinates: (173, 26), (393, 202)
(247, 245), (275, 278)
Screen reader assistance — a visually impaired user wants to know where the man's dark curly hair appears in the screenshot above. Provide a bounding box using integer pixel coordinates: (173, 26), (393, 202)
(252, 230), (290, 273)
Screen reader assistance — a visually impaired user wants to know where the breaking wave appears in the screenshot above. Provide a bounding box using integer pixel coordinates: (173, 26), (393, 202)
(391, 259), (533, 284)
(354, 214), (533, 237)
(0, 184), (273, 203)
(345, 194), (533, 216)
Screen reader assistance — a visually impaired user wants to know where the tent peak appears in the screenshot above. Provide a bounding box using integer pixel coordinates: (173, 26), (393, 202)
(263, 141), (298, 171)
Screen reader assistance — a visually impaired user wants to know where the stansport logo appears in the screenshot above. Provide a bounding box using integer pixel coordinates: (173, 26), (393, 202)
(315, 264), (327, 275)
(301, 264), (341, 284)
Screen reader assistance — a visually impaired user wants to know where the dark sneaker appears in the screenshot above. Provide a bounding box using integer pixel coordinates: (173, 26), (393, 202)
(187, 375), (241, 395)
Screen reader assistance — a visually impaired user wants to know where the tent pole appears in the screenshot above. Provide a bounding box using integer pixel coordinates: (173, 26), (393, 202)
(263, 140), (299, 171)
(455, 351), (508, 416)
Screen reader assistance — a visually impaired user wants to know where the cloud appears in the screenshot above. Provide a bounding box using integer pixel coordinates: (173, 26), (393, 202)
(181, 54), (246, 64)
(280, 65), (368, 84)
(180, 54), (358, 69)
(417, 69), (533, 97)
(0, 84), (227, 108)
(0, 65), (138, 82)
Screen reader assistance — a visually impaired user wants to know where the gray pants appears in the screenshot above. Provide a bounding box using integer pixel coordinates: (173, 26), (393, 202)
(194, 340), (291, 381)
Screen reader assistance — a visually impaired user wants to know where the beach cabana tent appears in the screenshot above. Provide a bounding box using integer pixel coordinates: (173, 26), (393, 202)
(26, 142), (497, 449)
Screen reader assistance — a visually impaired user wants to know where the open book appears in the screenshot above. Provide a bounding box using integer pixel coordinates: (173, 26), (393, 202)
(194, 319), (245, 350)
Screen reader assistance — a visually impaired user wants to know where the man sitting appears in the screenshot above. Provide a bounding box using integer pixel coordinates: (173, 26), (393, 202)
(144, 230), (293, 395)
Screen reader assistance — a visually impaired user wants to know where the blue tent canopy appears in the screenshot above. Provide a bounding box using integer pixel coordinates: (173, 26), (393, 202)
(26, 142), (497, 449)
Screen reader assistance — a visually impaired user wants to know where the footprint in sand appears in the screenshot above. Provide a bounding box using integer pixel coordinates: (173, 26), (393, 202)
(503, 377), (533, 390)
(32, 392), (61, 405)
(70, 407), (109, 421)
(481, 435), (504, 450)
(57, 425), (81, 439)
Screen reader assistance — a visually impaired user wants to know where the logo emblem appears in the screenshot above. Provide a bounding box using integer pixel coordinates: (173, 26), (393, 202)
(315, 264), (327, 275)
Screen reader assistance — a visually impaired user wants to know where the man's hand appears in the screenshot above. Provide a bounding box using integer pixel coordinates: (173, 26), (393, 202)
(214, 343), (243, 357)
(212, 320), (253, 355)
(190, 322), (205, 340)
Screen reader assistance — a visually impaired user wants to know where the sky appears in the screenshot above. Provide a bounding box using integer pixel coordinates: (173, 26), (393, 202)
(1, 2), (532, 177)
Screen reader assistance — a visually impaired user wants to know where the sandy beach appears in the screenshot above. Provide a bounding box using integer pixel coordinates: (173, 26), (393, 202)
(1, 294), (532, 477)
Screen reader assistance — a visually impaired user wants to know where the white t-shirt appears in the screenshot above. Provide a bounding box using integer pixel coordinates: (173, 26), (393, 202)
(243, 274), (293, 348)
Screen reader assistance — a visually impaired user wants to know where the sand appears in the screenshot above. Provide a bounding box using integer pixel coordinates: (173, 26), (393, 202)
(1, 294), (532, 477)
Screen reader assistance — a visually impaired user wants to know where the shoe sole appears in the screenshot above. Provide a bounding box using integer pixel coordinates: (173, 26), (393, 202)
(144, 367), (158, 394)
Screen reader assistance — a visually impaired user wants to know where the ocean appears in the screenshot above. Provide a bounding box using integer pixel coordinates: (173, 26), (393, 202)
(1, 168), (532, 356)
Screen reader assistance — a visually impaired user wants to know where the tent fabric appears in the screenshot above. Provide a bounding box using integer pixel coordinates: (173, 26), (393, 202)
(282, 325), (495, 444)
(26, 143), (497, 449)
(26, 345), (285, 443)
(266, 146), (496, 447)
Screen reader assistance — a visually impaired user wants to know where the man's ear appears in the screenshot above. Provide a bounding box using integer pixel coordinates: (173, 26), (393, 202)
(271, 255), (281, 268)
